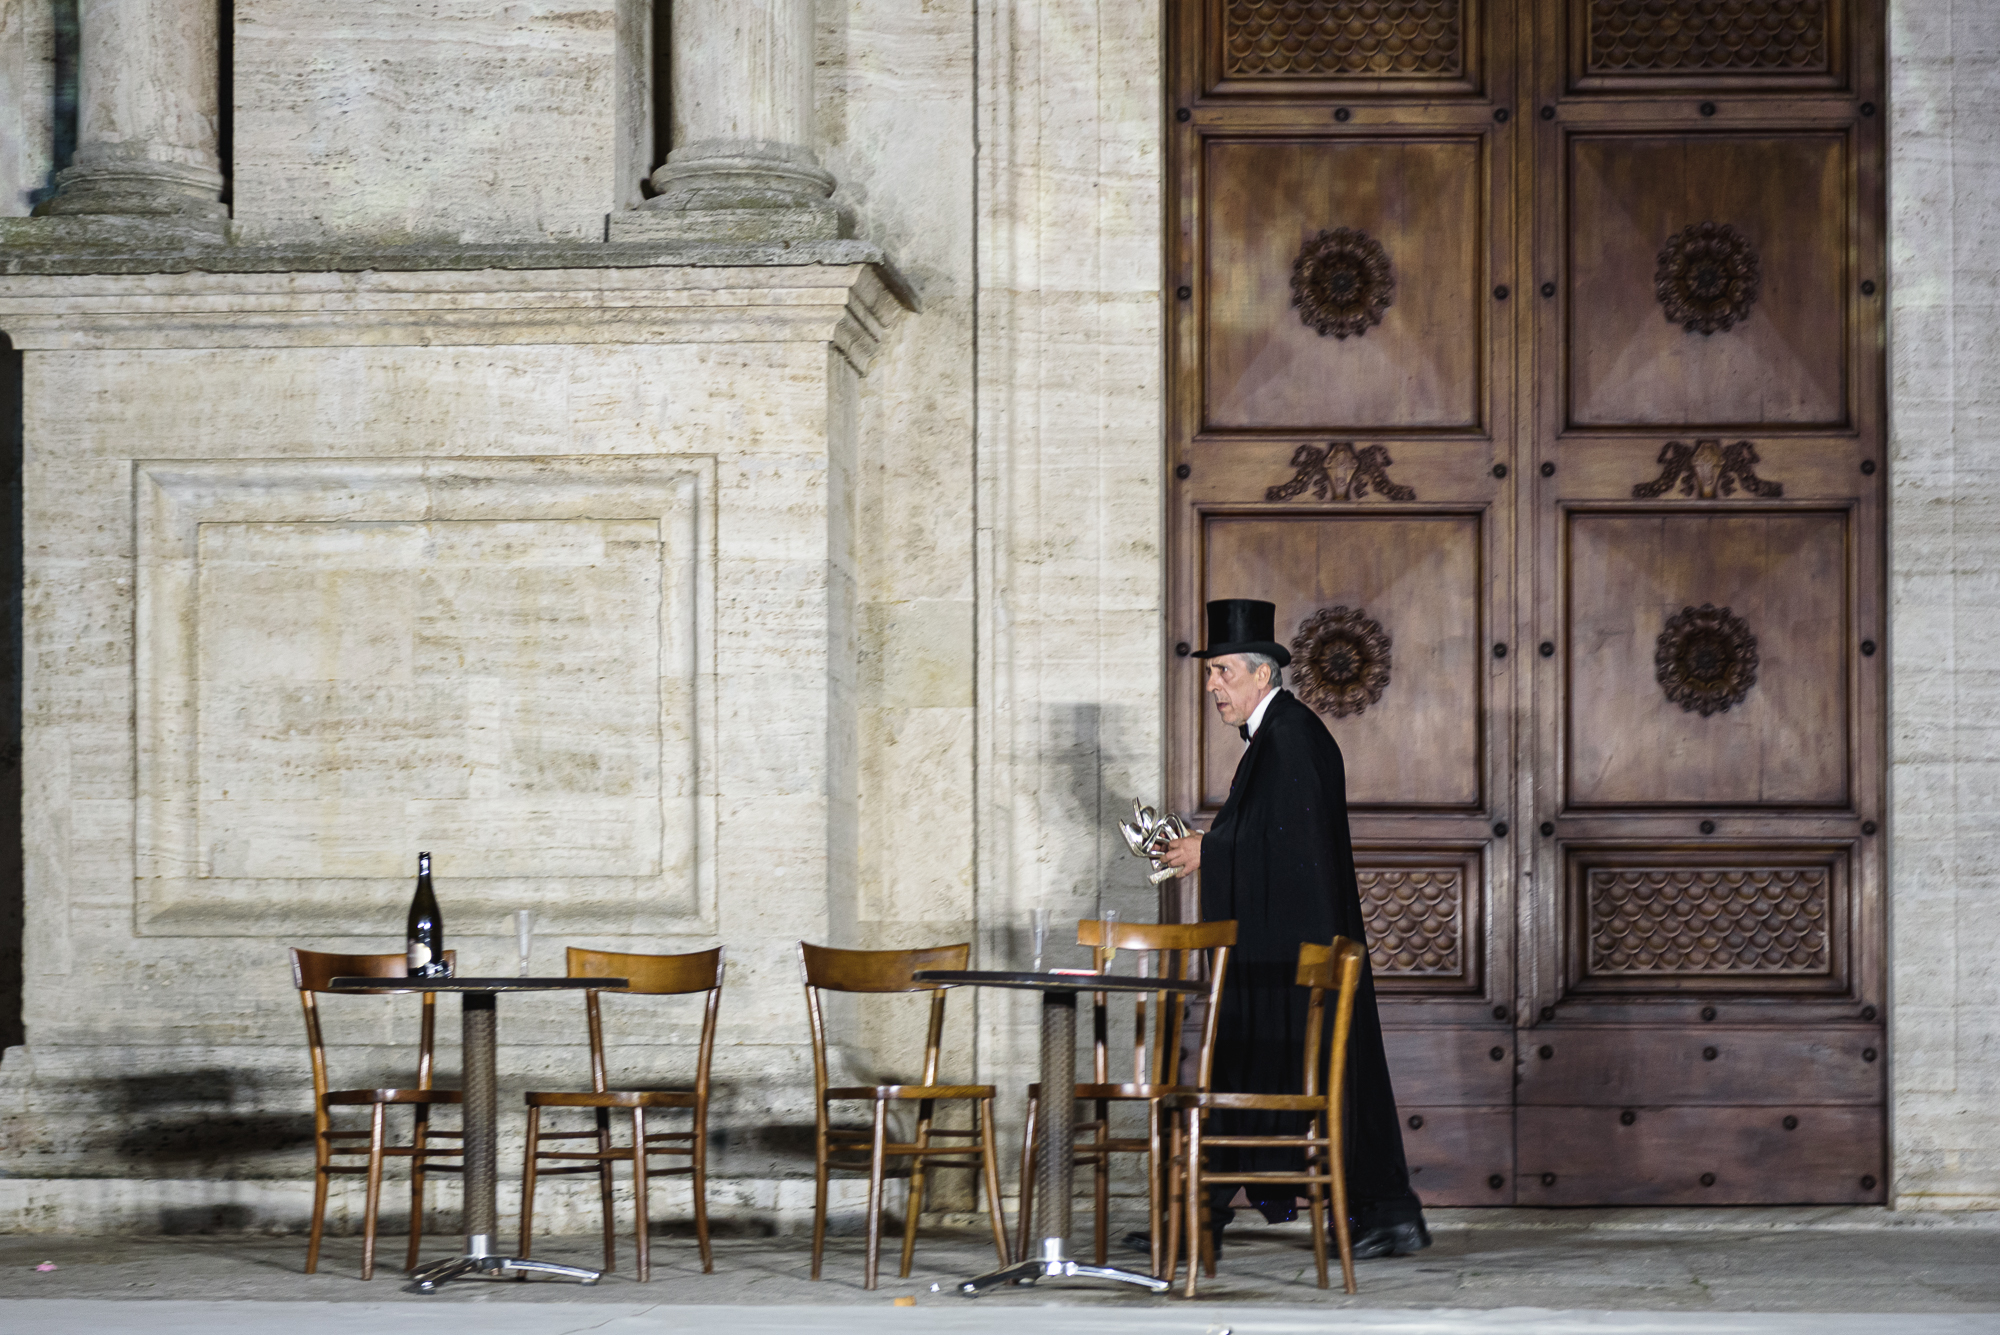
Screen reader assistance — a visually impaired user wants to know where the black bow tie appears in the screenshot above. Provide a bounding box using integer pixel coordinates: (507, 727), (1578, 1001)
(1239, 724), (1251, 741)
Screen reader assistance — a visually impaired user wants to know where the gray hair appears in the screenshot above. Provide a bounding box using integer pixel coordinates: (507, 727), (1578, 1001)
(1240, 652), (1283, 690)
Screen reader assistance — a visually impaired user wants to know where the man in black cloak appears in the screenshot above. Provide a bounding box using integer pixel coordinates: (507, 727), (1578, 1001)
(1161, 598), (1430, 1258)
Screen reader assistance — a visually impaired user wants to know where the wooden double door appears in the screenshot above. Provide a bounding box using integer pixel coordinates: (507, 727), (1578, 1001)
(1166, 0), (1886, 1204)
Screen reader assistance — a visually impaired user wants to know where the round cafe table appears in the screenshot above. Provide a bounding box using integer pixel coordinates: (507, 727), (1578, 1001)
(912, 969), (1207, 1295)
(329, 975), (626, 1291)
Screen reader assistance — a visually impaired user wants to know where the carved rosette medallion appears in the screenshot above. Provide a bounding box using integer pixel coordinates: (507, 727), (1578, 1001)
(1655, 222), (1761, 335)
(1655, 604), (1759, 717)
(1291, 606), (1393, 719)
(1291, 227), (1395, 339)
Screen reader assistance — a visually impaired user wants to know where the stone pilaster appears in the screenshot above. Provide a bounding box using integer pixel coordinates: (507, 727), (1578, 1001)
(608, 0), (844, 242)
(34, 0), (227, 241)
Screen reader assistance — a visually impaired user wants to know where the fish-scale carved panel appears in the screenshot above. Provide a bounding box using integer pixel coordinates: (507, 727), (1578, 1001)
(1360, 868), (1462, 976)
(1224, 0), (1464, 78)
(1587, 0), (1829, 73)
(1587, 869), (1829, 975)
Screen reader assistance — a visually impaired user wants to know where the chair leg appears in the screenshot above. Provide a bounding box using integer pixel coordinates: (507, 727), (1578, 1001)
(1163, 1117), (1183, 1283)
(631, 1107), (651, 1284)
(1308, 1171), (1330, 1290)
(305, 1157), (330, 1275)
(899, 1102), (931, 1279)
(864, 1099), (890, 1291)
(1181, 1108), (1202, 1299)
(519, 1106), (541, 1260)
(978, 1097), (1010, 1264)
(1329, 1121), (1355, 1295)
(692, 1107), (714, 1274)
(407, 1109), (429, 1273)
(1092, 1102), (1110, 1265)
(1015, 1091), (1038, 1260)
(810, 1111), (830, 1281)
(597, 1108), (617, 1273)
(361, 1104), (387, 1281)
(1145, 1102), (1165, 1278)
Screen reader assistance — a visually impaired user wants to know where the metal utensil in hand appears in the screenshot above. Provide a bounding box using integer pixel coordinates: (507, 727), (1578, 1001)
(1118, 798), (1194, 884)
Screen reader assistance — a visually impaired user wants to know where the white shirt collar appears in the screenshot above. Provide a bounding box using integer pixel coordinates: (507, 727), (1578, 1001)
(1244, 686), (1279, 739)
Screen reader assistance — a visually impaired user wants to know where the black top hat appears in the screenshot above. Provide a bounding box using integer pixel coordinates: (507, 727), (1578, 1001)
(1192, 598), (1292, 667)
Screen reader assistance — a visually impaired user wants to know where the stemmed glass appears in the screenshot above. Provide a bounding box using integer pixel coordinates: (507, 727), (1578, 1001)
(1031, 907), (1050, 973)
(514, 909), (536, 977)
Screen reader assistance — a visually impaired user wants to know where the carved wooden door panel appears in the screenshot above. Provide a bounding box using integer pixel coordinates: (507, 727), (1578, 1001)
(1167, 0), (1525, 1205)
(1167, 0), (1886, 1206)
(1518, 0), (1886, 1204)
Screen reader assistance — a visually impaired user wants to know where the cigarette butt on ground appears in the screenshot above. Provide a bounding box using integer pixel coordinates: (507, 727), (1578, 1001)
(892, 1295), (916, 1306)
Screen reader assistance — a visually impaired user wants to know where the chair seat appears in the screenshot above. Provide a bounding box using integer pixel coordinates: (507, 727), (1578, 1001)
(324, 1087), (463, 1106)
(1027, 1080), (1202, 1099)
(823, 1083), (996, 1101)
(1166, 1091), (1325, 1112)
(1078, 1082), (1197, 1100)
(524, 1089), (699, 1109)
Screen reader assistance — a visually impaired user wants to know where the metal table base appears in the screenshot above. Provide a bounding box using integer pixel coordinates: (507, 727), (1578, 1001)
(408, 1233), (602, 1291)
(329, 977), (623, 1293)
(410, 990), (602, 1291)
(954, 990), (1170, 1295)
(956, 1236), (1170, 1295)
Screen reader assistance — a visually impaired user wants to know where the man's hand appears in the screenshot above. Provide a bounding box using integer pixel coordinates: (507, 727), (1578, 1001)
(1160, 832), (1203, 876)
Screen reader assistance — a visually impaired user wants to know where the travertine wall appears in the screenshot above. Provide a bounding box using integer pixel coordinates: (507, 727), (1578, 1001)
(970, 0), (1169, 1100)
(0, 263), (913, 1228)
(232, 0), (653, 242)
(1887, 0), (2000, 1211)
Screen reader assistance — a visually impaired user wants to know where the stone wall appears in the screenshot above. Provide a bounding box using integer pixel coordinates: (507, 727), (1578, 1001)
(0, 257), (916, 1229)
(1888, 0), (2000, 1211)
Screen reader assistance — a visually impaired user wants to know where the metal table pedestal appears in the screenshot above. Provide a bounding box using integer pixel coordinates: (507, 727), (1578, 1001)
(329, 976), (623, 1292)
(913, 970), (1204, 1296)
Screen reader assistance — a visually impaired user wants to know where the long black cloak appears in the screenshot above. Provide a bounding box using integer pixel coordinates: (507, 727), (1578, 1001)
(1199, 688), (1423, 1231)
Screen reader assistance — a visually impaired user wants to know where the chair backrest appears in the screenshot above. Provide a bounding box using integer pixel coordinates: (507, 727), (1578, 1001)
(288, 947), (457, 1124)
(797, 942), (971, 1098)
(1295, 938), (1368, 1112)
(1075, 919), (1236, 1089)
(565, 946), (726, 1096)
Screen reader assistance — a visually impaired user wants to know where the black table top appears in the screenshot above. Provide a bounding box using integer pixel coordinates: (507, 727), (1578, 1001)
(329, 976), (628, 993)
(914, 969), (1206, 995)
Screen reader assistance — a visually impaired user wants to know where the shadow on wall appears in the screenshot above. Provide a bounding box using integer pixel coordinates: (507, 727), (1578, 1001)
(1, 333), (21, 1055)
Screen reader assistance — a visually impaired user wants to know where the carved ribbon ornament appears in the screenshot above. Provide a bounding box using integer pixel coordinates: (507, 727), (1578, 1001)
(1267, 441), (1416, 503)
(1633, 439), (1783, 500)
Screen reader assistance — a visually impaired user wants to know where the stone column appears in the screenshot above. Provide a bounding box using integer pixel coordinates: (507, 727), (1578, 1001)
(611, 0), (844, 242)
(39, 0), (227, 236)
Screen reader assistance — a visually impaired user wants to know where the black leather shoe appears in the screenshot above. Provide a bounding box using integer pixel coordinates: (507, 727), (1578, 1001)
(1349, 1219), (1432, 1259)
(1121, 1230), (1153, 1255)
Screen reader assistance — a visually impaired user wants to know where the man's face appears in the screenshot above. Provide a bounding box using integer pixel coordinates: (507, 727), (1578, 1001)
(1205, 654), (1272, 728)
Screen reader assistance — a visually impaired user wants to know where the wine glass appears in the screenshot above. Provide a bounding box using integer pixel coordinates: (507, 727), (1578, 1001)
(1031, 907), (1050, 973)
(514, 909), (536, 977)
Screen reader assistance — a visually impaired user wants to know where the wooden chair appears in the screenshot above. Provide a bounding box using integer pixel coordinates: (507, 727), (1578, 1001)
(799, 941), (1011, 1289)
(518, 946), (724, 1282)
(291, 948), (464, 1280)
(1163, 937), (1366, 1297)
(1015, 918), (1234, 1275)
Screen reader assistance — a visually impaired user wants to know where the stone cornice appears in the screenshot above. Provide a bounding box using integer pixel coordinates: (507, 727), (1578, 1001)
(0, 248), (916, 372)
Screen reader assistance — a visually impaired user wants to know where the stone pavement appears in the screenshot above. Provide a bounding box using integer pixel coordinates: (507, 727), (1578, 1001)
(0, 1208), (1994, 1334)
